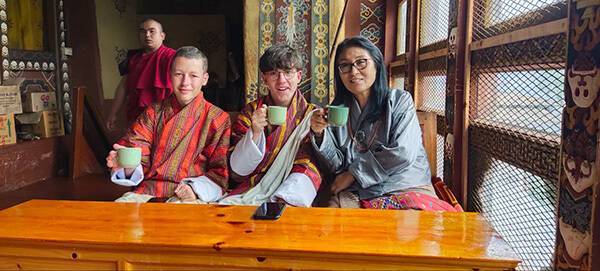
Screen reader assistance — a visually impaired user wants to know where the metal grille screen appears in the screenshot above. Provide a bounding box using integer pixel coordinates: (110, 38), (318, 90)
(472, 0), (567, 41)
(468, 0), (567, 270)
(470, 33), (566, 142)
(419, 0), (449, 51)
(417, 71), (446, 114)
(436, 134), (444, 178)
(417, 56), (446, 115)
(391, 71), (405, 91)
(468, 0), (566, 269)
(468, 147), (557, 271)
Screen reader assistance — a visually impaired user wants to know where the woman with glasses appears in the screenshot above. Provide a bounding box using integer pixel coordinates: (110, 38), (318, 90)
(310, 36), (458, 211)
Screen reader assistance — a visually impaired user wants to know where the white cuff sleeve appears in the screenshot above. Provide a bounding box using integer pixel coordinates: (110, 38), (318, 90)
(270, 173), (317, 207)
(182, 176), (224, 202)
(230, 128), (266, 176)
(110, 165), (144, 186)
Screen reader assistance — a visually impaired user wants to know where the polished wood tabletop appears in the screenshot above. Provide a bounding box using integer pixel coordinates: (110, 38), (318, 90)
(0, 199), (520, 270)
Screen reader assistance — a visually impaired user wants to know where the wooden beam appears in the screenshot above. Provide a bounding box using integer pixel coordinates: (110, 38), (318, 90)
(417, 48), (447, 61)
(69, 86), (86, 179)
(452, 0), (473, 209)
(470, 18), (567, 51)
(408, 0), (421, 107)
(384, 0), (398, 69)
(390, 54), (406, 67)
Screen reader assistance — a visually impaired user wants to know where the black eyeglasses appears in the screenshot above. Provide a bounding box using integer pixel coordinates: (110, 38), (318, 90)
(337, 58), (371, 74)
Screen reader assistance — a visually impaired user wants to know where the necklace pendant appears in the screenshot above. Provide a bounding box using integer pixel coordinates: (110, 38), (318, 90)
(355, 130), (366, 142)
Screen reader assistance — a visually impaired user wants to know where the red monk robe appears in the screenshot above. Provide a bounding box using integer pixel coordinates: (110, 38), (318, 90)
(118, 94), (230, 197)
(121, 45), (176, 122)
(228, 90), (322, 196)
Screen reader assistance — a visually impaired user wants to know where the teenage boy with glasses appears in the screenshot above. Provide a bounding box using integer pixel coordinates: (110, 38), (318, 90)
(222, 43), (323, 207)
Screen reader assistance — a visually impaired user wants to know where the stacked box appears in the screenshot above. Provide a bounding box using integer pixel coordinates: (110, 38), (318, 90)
(15, 110), (65, 138)
(0, 114), (16, 146)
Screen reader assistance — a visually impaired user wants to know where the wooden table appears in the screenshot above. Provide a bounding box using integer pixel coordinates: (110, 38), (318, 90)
(0, 199), (520, 270)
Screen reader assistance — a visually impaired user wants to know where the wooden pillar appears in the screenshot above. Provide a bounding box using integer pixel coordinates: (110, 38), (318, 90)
(383, 0), (398, 69)
(406, 0), (419, 99)
(448, 0), (471, 207)
(443, 0), (458, 204)
(344, 0), (360, 37)
(554, 1), (600, 270)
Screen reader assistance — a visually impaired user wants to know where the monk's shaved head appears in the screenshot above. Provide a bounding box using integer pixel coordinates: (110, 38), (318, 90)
(140, 19), (163, 32)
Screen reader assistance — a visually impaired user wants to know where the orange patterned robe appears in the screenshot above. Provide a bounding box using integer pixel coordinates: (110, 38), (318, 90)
(118, 95), (230, 197)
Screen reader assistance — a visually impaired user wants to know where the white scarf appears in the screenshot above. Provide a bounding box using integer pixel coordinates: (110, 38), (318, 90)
(218, 109), (316, 205)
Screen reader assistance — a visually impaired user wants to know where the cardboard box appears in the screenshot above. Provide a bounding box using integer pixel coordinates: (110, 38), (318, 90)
(21, 92), (58, 112)
(15, 110), (65, 138)
(0, 78), (24, 115)
(0, 114), (16, 146)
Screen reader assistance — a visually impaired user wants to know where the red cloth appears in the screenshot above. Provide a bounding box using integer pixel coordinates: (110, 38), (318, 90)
(359, 192), (462, 212)
(126, 46), (176, 122)
(431, 177), (465, 211)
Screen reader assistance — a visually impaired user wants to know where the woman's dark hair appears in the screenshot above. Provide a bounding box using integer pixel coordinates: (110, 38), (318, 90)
(332, 36), (388, 123)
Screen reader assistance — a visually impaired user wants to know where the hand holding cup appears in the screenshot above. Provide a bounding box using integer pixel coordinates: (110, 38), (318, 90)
(310, 107), (329, 136)
(251, 105), (269, 142)
(106, 144), (141, 174)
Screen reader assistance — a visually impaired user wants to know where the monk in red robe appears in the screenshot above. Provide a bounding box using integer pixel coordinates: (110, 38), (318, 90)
(106, 19), (176, 130)
(106, 46), (230, 203)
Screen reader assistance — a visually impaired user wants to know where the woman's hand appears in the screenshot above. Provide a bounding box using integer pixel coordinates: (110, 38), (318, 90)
(331, 171), (355, 195)
(251, 105), (268, 143)
(310, 107), (328, 136)
(175, 184), (198, 202)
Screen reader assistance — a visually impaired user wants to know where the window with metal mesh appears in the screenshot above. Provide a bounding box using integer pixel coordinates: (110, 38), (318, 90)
(468, 147), (557, 271)
(419, 0), (449, 51)
(392, 76), (405, 90)
(470, 34), (566, 142)
(396, 0), (408, 55)
(390, 64), (405, 90)
(469, 0), (566, 270)
(417, 59), (446, 182)
(417, 71), (446, 114)
(436, 134), (444, 178)
(472, 0), (567, 41)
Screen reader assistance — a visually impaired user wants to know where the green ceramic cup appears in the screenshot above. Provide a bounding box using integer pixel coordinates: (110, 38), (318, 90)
(267, 106), (287, 125)
(327, 105), (349, 127)
(117, 147), (142, 168)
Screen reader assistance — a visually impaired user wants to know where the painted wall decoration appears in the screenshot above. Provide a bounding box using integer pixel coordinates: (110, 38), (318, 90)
(359, 0), (385, 52)
(112, 0), (129, 17)
(114, 46), (127, 65)
(244, 0), (343, 106)
(554, 1), (600, 270)
(0, 0), (72, 133)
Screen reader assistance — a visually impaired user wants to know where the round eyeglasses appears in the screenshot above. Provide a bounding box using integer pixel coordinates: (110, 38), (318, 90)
(263, 70), (298, 80)
(337, 58), (371, 74)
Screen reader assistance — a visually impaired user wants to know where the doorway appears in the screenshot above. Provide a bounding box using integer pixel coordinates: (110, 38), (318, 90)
(138, 0), (245, 111)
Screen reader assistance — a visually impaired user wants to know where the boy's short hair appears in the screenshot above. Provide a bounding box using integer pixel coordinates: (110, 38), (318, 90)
(259, 43), (303, 72)
(171, 46), (209, 72)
